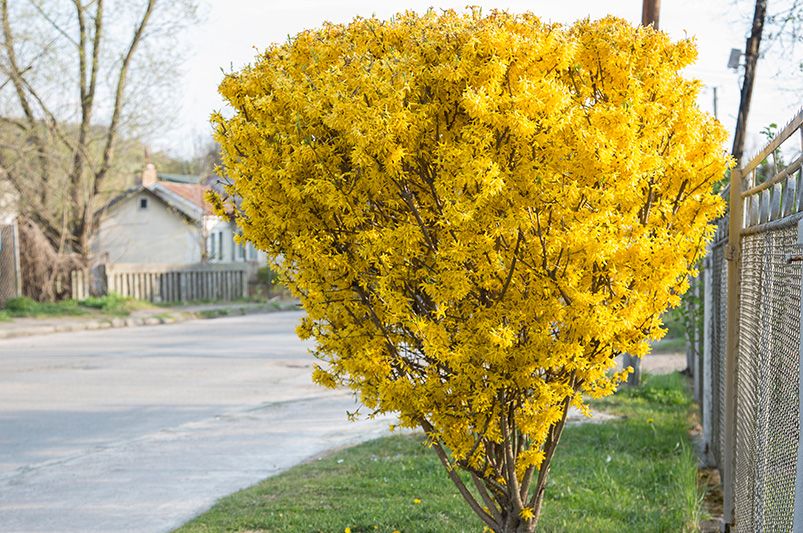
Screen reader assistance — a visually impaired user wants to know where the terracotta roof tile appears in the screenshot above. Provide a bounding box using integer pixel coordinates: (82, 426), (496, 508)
(157, 182), (214, 214)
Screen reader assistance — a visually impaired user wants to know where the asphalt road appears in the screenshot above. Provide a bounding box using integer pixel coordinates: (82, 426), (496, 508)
(0, 311), (393, 533)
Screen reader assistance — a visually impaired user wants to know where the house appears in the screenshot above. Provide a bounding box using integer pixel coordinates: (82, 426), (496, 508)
(95, 162), (264, 265)
(88, 162), (267, 301)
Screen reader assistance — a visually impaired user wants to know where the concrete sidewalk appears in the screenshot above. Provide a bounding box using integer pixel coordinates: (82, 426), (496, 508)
(0, 299), (299, 340)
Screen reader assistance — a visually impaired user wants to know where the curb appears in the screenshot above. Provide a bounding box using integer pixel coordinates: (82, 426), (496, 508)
(0, 303), (299, 341)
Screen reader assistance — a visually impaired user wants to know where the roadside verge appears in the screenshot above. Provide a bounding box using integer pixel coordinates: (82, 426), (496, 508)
(0, 300), (299, 340)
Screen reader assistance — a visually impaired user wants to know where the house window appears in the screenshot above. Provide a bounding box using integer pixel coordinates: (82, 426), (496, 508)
(247, 242), (258, 261)
(208, 232), (216, 260)
(140, 198), (148, 209)
(238, 243), (246, 261)
(218, 231), (223, 261)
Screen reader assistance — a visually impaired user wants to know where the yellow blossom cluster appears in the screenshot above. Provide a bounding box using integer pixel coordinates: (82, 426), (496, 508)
(213, 9), (729, 530)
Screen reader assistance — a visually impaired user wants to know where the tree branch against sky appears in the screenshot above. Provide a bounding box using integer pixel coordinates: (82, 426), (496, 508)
(0, 0), (198, 297)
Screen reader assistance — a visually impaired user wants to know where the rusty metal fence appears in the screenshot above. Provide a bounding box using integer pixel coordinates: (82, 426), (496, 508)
(702, 108), (803, 531)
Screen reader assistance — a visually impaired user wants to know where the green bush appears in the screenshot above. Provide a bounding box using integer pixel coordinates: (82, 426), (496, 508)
(80, 293), (127, 311)
(256, 266), (278, 286)
(1, 293), (150, 318)
(2, 297), (84, 316)
(3, 296), (39, 313)
(662, 306), (686, 339)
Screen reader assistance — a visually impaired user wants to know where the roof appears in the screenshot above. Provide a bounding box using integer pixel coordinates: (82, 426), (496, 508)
(99, 181), (216, 223)
(158, 173), (200, 184)
(98, 169), (229, 222)
(153, 182), (214, 216)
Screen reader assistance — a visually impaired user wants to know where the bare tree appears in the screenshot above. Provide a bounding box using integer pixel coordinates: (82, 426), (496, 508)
(0, 0), (198, 298)
(761, 0), (802, 70)
(731, 0), (802, 165)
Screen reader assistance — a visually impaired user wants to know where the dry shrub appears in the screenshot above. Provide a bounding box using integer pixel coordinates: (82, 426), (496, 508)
(18, 217), (82, 302)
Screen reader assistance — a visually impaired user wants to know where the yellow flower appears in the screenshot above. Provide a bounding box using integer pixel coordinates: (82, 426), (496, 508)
(413, 498), (422, 504)
(344, 528), (351, 533)
(647, 418), (655, 424)
(519, 507), (535, 520)
(216, 8), (730, 531)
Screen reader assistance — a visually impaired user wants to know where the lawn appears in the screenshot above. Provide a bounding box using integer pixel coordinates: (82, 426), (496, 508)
(0, 294), (153, 320)
(176, 373), (700, 533)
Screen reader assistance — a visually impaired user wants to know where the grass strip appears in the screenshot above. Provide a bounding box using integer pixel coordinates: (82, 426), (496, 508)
(0, 294), (153, 319)
(177, 372), (700, 533)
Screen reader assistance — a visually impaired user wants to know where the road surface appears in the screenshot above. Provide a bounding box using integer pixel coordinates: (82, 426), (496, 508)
(0, 311), (393, 533)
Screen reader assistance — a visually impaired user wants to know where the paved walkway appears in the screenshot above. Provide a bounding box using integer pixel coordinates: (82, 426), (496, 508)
(0, 311), (393, 533)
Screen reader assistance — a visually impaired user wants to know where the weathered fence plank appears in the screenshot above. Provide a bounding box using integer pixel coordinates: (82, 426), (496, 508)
(70, 263), (250, 303)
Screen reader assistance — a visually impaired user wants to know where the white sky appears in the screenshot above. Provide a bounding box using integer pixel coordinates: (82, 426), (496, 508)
(159, 0), (802, 161)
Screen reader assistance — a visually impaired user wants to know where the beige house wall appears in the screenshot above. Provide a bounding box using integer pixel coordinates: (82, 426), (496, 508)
(94, 190), (202, 264)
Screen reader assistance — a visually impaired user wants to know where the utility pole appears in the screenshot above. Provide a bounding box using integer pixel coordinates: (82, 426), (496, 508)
(641, 0), (661, 28)
(623, 0), (662, 388)
(713, 86), (719, 120)
(732, 0), (767, 166)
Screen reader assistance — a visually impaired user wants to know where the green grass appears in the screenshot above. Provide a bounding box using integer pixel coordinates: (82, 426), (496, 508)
(1, 294), (153, 318)
(651, 336), (687, 354)
(197, 308), (233, 319)
(176, 373), (700, 533)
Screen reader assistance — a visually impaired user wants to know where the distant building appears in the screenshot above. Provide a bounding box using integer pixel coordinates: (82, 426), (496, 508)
(92, 162), (266, 290)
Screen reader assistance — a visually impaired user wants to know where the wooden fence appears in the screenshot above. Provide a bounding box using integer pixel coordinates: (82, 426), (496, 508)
(71, 263), (249, 303)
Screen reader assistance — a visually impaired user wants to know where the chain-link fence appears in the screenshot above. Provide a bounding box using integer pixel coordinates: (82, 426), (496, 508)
(0, 219), (22, 305)
(708, 219), (729, 470)
(702, 109), (803, 531)
(735, 224), (801, 531)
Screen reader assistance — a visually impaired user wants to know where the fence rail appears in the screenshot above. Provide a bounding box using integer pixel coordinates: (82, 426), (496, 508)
(702, 108), (803, 531)
(71, 262), (249, 303)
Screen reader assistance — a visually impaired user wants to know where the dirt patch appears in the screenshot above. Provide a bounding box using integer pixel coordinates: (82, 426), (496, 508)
(699, 466), (724, 531)
(615, 351), (687, 376)
(566, 407), (619, 425)
(687, 391), (724, 531)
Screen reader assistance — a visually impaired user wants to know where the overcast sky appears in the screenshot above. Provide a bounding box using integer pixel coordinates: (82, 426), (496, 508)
(160, 0), (802, 161)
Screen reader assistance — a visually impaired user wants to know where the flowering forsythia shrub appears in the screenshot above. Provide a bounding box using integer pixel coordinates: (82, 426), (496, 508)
(213, 10), (729, 532)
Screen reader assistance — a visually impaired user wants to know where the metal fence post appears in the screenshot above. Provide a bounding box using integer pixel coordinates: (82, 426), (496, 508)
(723, 167), (744, 529)
(792, 219), (803, 532)
(11, 218), (21, 297)
(702, 252), (713, 464)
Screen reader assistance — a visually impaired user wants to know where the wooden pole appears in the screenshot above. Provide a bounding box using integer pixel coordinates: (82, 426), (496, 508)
(731, 0), (767, 167)
(641, 0), (661, 28)
(723, 166), (744, 530)
(623, 0), (663, 388)
(713, 86), (719, 120)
